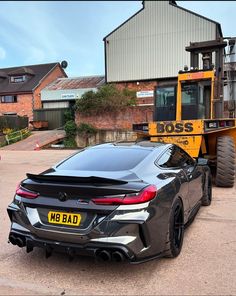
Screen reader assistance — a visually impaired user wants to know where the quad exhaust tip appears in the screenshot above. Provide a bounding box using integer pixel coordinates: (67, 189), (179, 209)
(96, 249), (125, 262)
(112, 251), (125, 262)
(9, 234), (26, 248)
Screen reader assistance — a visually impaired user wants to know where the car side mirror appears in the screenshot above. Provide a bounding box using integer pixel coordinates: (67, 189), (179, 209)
(197, 158), (209, 166)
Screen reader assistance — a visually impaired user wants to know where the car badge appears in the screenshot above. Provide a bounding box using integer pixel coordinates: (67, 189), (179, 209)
(58, 192), (68, 202)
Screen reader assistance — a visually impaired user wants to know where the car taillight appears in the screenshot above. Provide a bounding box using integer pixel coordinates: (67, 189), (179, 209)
(15, 184), (39, 199)
(92, 185), (157, 205)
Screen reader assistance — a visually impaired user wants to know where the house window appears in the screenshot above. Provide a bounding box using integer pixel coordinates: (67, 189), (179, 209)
(10, 76), (26, 83)
(1, 95), (17, 103)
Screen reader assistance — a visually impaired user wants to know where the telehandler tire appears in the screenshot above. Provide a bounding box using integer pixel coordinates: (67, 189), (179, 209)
(215, 136), (235, 187)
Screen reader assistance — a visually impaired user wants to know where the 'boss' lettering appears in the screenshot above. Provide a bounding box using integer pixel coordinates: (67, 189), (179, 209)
(175, 123), (184, 133)
(157, 123), (165, 133)
(184, 122), (194, 132)
(157, 122), (193, 133)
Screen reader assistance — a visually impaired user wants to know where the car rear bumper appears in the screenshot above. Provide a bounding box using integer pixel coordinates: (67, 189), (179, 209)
(7, 200), (168, 263)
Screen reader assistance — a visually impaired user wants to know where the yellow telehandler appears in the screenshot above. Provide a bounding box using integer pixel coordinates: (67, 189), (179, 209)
(134, 38), (236, 187)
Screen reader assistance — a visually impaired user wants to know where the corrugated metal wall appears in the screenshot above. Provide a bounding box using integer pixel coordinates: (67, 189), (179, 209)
(33, 108), (67, 129)
(106, 1), (217, 82)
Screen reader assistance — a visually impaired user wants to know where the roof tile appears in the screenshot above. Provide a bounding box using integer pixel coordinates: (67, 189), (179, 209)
(0, 63), (66, 94)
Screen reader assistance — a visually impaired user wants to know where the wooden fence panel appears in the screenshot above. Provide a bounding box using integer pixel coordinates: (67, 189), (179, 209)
(0, 115), (28, 131)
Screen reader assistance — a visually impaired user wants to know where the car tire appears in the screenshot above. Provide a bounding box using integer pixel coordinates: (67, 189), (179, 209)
(165, 197), (184, 258)
(201, 173), (212, 206)
(215, 136), (235, 187)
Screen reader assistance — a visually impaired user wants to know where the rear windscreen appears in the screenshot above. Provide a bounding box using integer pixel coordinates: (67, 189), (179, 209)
(57, 148), (151, 171)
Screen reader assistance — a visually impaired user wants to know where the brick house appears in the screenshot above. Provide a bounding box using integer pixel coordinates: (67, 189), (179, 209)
(0, 63), (67, 121)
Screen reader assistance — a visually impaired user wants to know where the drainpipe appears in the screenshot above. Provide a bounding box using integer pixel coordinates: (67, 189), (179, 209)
(32, 93), (35, 121)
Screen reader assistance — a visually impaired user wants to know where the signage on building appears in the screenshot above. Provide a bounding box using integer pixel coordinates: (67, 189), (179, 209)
(136, 90), (154, 98)
(61, 93), (76, 99)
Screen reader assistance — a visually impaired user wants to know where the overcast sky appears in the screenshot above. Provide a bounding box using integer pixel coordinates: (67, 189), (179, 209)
(0, 1), (235, 77)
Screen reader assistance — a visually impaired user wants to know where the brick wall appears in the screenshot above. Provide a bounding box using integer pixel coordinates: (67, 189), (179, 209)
(115, 81), (158, 105)
(0, 94), (33, 119)
(75, 106), (153, 130)
(34, 65), (66, 110)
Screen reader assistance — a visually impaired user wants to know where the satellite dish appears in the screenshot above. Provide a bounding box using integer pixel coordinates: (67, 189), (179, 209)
(61, 60), (68, 69)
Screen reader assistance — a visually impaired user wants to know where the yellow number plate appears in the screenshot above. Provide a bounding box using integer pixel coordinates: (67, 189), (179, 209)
(48, 211), (81, 226)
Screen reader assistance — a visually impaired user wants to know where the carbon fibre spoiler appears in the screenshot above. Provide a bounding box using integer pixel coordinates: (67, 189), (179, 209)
(26, 173), (128, 185)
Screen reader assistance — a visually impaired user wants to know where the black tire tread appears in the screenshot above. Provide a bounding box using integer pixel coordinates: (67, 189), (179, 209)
(201, 173), (212, 206)
(215, 136), (235, 187)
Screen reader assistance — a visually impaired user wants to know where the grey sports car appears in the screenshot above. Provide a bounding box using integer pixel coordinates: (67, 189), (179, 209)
(7, 142), (212, 263)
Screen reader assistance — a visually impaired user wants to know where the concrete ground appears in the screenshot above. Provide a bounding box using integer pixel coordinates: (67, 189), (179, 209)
(0, 149), (235, 295)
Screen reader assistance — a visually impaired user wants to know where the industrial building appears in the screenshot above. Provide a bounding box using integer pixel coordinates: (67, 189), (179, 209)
(104, 0), (223, 105)
(41, 76), (105, 109)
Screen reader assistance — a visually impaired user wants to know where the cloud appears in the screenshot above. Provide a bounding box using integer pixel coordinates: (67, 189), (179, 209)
(0, 47), (6, 60)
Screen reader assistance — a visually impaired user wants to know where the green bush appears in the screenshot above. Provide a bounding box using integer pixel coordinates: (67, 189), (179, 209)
(64, 109), (74, 122)
(75, 84), (136, 115)
(77, 123), (97, 137)
(63, 137), (77, 148)
(64, 120), (77, 138)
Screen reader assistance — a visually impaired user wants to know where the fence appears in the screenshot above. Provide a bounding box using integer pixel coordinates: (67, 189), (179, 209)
(33, 108), (68, 129)
(5, 128), (30, 145)
(0, 115), (28, 131)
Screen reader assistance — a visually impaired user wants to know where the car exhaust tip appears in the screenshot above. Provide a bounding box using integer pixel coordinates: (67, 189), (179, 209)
(9, 234), (17, 245)
(15, 237), (26, 248)
(9, 234), (26, 248)
(96, 250), (111, 262)
(112, 251), (125, 262)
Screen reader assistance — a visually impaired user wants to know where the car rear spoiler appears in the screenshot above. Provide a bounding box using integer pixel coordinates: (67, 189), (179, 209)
(26, 173), (128, 185)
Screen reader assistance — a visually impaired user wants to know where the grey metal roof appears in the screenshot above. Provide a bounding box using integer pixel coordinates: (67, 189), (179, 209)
(44, 76), (105, 91)
(0, 63), (67, 95)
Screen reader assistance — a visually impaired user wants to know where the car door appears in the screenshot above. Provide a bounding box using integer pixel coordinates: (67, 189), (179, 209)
(156, 146), (190, 216)
(176, 147), (203, 209)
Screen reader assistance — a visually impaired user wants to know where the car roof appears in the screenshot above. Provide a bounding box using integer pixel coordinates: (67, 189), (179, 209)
(89, 141), (169, 151)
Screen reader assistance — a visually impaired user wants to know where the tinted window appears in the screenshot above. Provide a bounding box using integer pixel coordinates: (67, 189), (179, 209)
(181, 83), (198, 105)
(157, 146), (194, 168)
(156, 86), (175, 107)
(57, 148), (151, 171)
(177, 147), (195, 166)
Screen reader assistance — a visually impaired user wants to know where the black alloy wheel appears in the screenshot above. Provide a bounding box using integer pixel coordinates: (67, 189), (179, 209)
(165, 198), (184, 258)
(173, 204), (183, 249)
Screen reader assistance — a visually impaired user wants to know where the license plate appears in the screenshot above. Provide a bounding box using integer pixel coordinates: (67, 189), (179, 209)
(48, 211), (81, 226)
